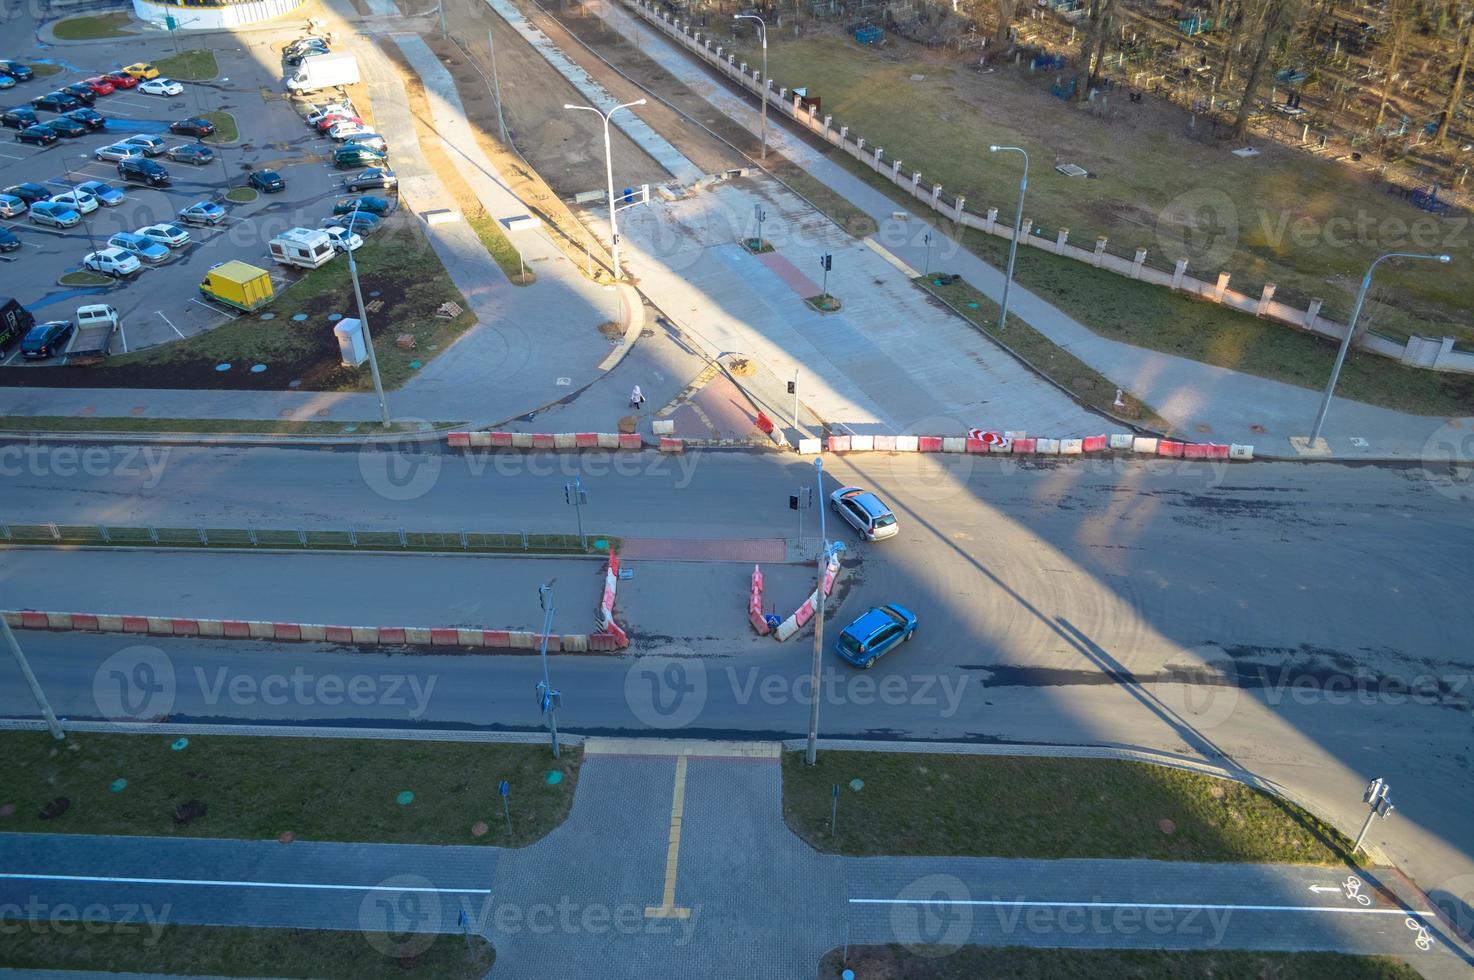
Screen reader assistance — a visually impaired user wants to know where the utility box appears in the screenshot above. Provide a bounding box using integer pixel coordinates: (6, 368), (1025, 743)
(334, 317), (367, 367)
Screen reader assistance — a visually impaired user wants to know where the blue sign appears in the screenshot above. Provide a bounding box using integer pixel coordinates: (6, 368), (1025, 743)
(498, 780), (510, 798)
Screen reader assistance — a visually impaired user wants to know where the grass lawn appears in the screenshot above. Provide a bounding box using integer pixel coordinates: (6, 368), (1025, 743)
(1, 924), (494, 979)
(0, 416), (456, 435)
(820, 945), (1421, 980)
(200, 110), (238, 144)
(739, 32), (1472, 346)
(152, 49), (218, 81)
(51, 13), (135, 39)
(57, 271), (112, 287)
(27, 63), (64, 78)
(1, 731), (579, 846)
(71, 218), (473, 392)
(225, 186), (258, 203)
(784, 752), (1356, 864)
(914, 276), (1170, 429)
(468, 215), (535, 284)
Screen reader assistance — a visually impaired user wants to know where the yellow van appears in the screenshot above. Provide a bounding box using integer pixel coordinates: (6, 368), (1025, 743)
(199, 261), (274, 312)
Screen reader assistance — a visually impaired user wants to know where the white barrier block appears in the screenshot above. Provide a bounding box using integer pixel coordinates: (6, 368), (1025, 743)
(512, 432), (534, 448)
(597, 433), (620, 449)
(652, 419), (675, 435)
(1109, 434), (1134, 450)
(1132, 437), (1159, 454)
(469, 431), (492, 448)
(774, 616), (800, 641)
(553, 433), (576, 450)
(850, 434), (875, 452)
(941, 437), (966, 453)
(300, 624), (327, 642)
(1229, 444), (1255, 460)
(1060, 438), (1084, 455)
(895, 435), (919, 452)
(797, 438), (822, 455)
(1036, 438), (1061, 455)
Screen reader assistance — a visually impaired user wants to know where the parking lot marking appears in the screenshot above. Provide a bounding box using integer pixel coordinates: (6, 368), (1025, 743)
(118, 320), (128, 353)
(0, 872), (492, 896)
(2, 348), (21, 366)
(155, 311), (186, 339)
(189, 298), (237, 321)
(0, 150), (23, 161)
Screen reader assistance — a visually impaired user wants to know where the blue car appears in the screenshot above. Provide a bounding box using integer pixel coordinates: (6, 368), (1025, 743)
(835, 603), (917, 668)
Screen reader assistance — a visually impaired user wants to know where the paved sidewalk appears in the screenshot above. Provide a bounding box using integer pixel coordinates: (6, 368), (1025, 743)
(592, 0), (1474, 461)
(2, 742), (1467, 978)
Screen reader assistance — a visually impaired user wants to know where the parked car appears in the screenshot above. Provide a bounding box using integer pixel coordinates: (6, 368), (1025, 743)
(315, 113), (360, 133)
(321, 211), (379, 235)
(121, 63), (159, 80)
(167, 143), (214, 165)
(60, 84), (98, 106)
(63, 108), (106, 130)
(101, 72), (139, 89)
(75, 180), (124, 207)
(829, 486), (900, 541)
(0, 192), (25, 217)
(1, 107), (38, 129)
(49, 190), (98, 214)
(29, 92), (80, 113)
(15, 125), (58, 146)
(341, 132), (387, 153)
(344, 168), (396, 191)
(305, 102), (352, 126)
(29, 201), (81, 227)
(332, 195), (392, 216)
(0, 61), (35, 82)
(0, 227), (18, 251)
(122, 134), (166, 156)
(41, 116), (86, 138)
(3, 183), (48, 205)
(178, 200), (226, 225)
(20, 320), (73, 360)
(328, 120), (370, 140)
(82, 247), (141, 277)
(0, 76), (14, 91)
(139, 78), (184, 97)
(246, 169), (284, 193)
(107, 231), (170, 264)
(136, 223), (190, 248)
(333, 145), (384, 169)
(835, 604), (917, 668)
(80, 76), (116, 95)
(169, 116), (214, 137)
(321, 225), (362, 252)
(116, 157), (170, 187)
(95, 142), (144, 162)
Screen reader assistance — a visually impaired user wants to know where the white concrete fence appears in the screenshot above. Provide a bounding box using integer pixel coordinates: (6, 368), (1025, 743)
(629, 0), (1474, 376)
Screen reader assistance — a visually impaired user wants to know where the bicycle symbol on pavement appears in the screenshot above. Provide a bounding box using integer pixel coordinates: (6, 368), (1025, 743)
(1406, 917), (1435, 951)
(1342, 876), (1373, 906)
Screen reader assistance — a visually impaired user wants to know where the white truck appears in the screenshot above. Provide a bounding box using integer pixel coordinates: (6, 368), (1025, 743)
(67, 304), (119, 364)
(286, 51), (359, 94)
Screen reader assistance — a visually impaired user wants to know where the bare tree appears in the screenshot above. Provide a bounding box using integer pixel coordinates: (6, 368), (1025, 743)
(1215, 0), (1247, 95)
(1375, 0), (1415, 128)
(1075, 0), (1116, 101)
(1231, 0), (1299, 138)
(1435, 16), (1473, 142)
(993, 0), (1018, 49)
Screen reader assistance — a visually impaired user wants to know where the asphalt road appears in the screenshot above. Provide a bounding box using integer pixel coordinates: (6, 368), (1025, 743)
(3, 444), (1473, 923)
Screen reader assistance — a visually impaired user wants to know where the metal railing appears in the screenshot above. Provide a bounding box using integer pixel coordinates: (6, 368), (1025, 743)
(0, 524), (616, 555)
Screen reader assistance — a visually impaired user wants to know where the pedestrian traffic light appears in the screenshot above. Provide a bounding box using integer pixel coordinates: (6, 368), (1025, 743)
(789, 495), (799, 510)
(819, 254), (832, 271)
(787, 381), (796, 394)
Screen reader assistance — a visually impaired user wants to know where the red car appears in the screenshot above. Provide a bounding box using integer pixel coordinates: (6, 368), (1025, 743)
(314, 114), (360, 133)
(101, 72), (138, 89)
(81, 76), (116, 95)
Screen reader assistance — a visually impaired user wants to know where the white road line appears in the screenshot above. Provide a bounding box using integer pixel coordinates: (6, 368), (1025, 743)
(155, 310), (185, 339)
(2, 348), (21, 366)
(848, 898), (1432, 917)
(0, 151), (24, 161)
(188, 297), (236, 320)
(0, 872), (491, 895)
(117, 319), (128, 352)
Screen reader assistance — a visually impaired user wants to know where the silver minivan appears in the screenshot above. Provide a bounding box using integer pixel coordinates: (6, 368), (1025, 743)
(830, 486), (900, 541)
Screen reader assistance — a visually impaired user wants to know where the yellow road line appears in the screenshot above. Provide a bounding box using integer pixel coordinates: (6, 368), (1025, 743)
(645, 754), (692, 919)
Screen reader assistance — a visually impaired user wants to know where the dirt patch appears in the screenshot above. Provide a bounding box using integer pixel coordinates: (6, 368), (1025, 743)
(597, 319), (622, 338)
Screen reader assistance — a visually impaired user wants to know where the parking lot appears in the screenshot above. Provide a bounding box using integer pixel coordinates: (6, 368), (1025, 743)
(0, 37), (395, 365)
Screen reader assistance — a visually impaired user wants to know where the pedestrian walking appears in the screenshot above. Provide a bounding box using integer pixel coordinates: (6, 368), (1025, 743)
(629, 385), (645, 409)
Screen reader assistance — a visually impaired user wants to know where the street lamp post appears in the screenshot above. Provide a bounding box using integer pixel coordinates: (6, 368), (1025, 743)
(564, 99), (646, 280)
(734, 13), (768, 161)
(989, 145), (1029, 331)
(2, 611), (62, 740)
(1307, 251), (1450, 445)
(805, 457), (829, 766)
(535, 580), (561, 759)
(347, 201), (392, 428)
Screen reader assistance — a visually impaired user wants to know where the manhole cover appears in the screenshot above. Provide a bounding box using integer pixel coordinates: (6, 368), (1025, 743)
(292, 313), (308, 321)
(409, 360), (422, 369)
(368, 290), (380, 297)
(545, 770), (564, 785)
(109, 778), (128, 793)
(251, 364), (267, 373)
(288, 379), (302, 388)
(171, 738), (189, 751)
(848, 779), (864, 792)
(396, 790), (415, 805)
(327, 312), (343, 321)
(260, 312), (276, 320)
(215, 363), (231, 372)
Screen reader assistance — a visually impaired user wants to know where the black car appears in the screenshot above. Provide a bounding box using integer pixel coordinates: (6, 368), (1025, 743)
(64, 108), (106, 130)
(60, 84), (97, 106)
(0, 61), (34, 82)
(332, 195), (393, 216)
(42, 117), (86, 138)
(0, 227), (19, 252)
(246, 169), (284, 193)
(168, 116), (214, 137)
(30, 92), (80, 113)
(344, 168), (396, 192)
(117, 157), (170, 186)
(1, 107), (37, 129)
(20, 320), (73, 359)
(3, 182), (48, 205)
(15, 125), (57, 146)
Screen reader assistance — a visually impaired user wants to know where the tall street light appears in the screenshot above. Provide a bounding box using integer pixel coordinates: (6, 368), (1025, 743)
(805, 456), (829, 766)
(346, 200), (392, 428)
(989, 145), (1028, 332)
(1307, 250), (1450, 445)
(734, 13), (768, 161)
(564, 99), (646, 280)
(535, 579), (561, 759)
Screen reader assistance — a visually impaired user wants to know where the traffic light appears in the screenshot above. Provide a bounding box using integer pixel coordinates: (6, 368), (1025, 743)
(787, 381), (796, 394)
(789, 495), (799, 510)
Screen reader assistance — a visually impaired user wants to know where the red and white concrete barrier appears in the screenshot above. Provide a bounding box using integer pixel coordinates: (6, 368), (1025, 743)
(808, 430), (1252, 460)
(772, 551), (844, 642)
(594, 551), (629, 649)
(749, 565), (768, 635)
(449, 432), (645, 451)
